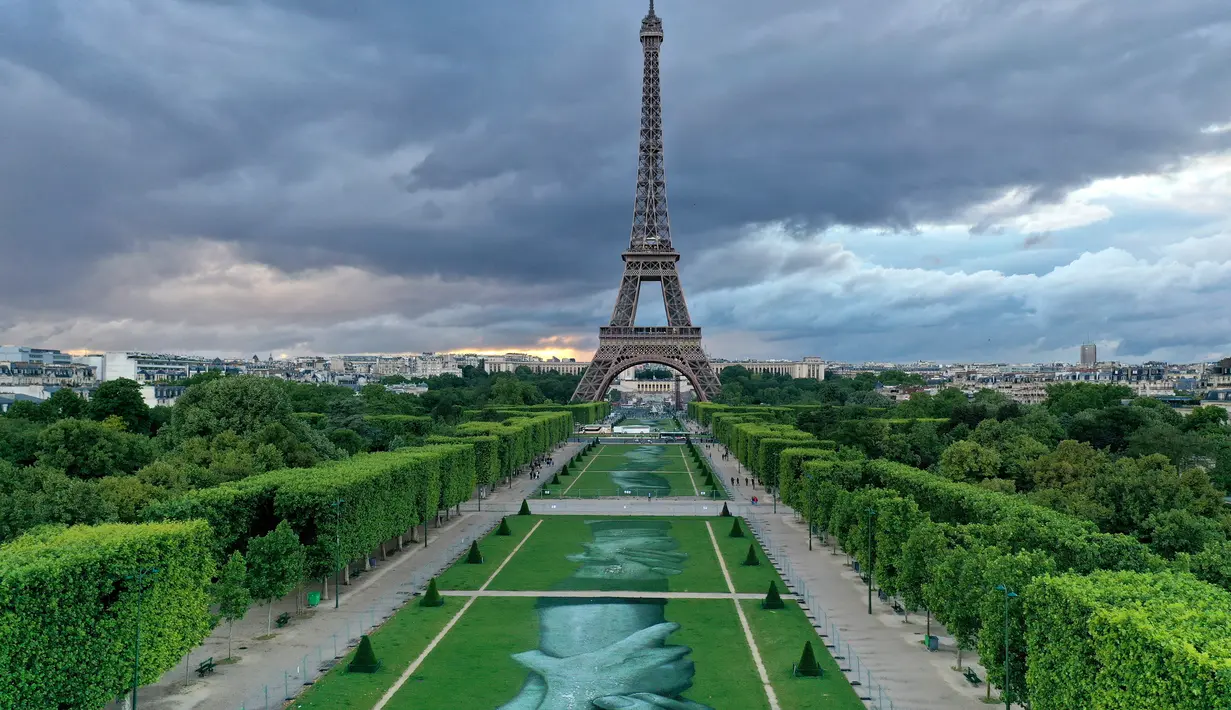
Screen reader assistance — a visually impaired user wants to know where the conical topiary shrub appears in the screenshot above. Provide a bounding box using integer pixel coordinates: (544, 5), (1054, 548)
(729, 518), (744, 538)
(466, 540), (483, 564)
(762, 581), (785, 610)
(743, 543), (760, 566)
(720, 502), (731, 517)
(795, 641), (822, 677)
(420, 577), (444, 607)
(551, 473), (560, 485)
(347, 635), (382, 673)
(497, 517), (512, 536)
(519, 499), (532, 516)
(561, 464), (570, 475)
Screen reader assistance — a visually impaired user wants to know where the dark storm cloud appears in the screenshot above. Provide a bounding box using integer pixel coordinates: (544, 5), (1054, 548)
(1, 0), (1230, 358)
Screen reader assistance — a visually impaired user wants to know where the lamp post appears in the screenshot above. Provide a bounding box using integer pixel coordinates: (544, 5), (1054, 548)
(125, 567), (160, 710)
(332, 499), (344, 609)
(995, 584), (1018, 710)
(865, 508), (877, 615)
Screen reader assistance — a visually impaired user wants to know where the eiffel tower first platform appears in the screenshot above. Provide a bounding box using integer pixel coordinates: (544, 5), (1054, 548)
(571, 1), (721, 403)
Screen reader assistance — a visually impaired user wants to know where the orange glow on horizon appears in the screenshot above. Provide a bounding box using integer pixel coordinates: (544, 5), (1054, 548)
(444, 347), (592, 361)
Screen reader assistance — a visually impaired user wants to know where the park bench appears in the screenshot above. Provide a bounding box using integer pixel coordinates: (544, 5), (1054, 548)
(963, 667), (982, 685)
(276, 612), (291, 628)
(891, 599), (904, 614)
(195, 658), (215, 677)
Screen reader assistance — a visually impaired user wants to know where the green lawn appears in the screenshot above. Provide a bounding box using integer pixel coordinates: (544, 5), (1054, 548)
(291, 602), (457, 708)
(542, 443), (723, 498)
(435, 514), (541, 590)
(715, 518), (787, 594)
(384, 597), (770, 709)
(741, 599), (867, 710)
(291, 517), (860, 710)
(486, 516), (729, 592)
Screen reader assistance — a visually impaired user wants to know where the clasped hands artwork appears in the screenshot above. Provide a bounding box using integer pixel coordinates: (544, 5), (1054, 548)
(499, 520), (712, 710)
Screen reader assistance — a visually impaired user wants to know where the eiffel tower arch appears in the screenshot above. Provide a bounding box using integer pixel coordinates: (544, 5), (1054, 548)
(572, 1), (721, 403)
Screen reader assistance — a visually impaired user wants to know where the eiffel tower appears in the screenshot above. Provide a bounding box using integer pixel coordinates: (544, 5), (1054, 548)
(572, 0), (721, 403)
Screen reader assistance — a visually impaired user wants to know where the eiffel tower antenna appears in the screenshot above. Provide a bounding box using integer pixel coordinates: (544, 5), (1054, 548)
(571, 2), (721, 402)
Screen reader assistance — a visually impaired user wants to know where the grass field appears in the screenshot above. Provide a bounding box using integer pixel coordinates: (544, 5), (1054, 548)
(294, 515), (854, 709)
(544, 443), (722, 498)
(743, 599), (867, 710)
(383, 597), (772, 709)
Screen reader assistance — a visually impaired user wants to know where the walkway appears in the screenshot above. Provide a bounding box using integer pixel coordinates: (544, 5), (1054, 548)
(686, 422), (994, 710)
(125, 441), (584, 710)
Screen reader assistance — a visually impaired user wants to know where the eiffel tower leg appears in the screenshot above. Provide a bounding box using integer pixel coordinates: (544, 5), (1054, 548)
(609, 269), (642, 328)
(572, 346), (621, 402)
(659, 269), (692, 327)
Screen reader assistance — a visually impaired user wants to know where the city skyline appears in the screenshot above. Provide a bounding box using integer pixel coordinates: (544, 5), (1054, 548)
(1, 1), (1229, 363)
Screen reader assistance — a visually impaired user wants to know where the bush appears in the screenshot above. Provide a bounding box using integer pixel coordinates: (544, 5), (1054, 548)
(347, 634), (382, 673)
(720, 503), (731, 517)
(763, 581), (785, 609)
(466, 540), (483, 564)
(743, 543), (760, 566)
(730, 518), (744, 538)
(796, 641), (822, 677)
(497, 517), (512, 536)
(519, 500), (532, 516)
(420, 577), (443, 607)
(0, 521), (215, 708)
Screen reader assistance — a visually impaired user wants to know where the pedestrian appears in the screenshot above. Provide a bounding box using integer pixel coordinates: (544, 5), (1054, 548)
(647, 492), (652, 503)
(745, 478), (749, 486)
(752, 496), (758, 505)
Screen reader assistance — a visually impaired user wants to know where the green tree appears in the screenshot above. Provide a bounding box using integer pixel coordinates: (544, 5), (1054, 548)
(925, 546), (983, 668)
(977, 549), (1055, 705)
(95, 476), (164, 522)
(40, 388), (85, 421)
(1028, 440), (1109, 491)
(246, 521), (305, 633)
(87, 378), (151, 433)
(939, 440), (1001, 483)
(35, 418), (152, 478)
(0, 417), (43, 466)
(214, 551), (251, 659)
(328, 428), (366, 455)
(1183, 405), (1229, 433)
(1044, 382), (1134, 416)
(1145, 509), (1224, 557)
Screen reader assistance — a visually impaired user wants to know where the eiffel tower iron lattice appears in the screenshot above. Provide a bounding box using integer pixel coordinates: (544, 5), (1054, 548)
(572, 1), (721, 403)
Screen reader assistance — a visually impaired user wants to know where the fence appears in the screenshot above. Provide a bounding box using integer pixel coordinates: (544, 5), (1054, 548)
(691, 426), (902, 710)
(744, 514), (900, 710)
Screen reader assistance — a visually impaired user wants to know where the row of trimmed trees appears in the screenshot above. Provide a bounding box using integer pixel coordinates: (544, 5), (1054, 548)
(0, 410), (577, 708)
(702, 409), (1231, 708)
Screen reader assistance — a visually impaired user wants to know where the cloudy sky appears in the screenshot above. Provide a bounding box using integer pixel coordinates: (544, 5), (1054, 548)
(2, 0), (1229, 364)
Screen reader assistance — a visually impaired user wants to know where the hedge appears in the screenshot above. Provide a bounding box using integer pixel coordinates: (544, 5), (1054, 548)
(464, 402), (610, 426)
(455, 411), (572, 477)
(428, 434), (500, 488)
(146, 446), (482, 575)
(364, 414), (433, 442)
(294, 412), (326, 428)
(271, 451), (442, 578)
(778, 447), (837, 510)
(1026, 571), (1231, 710)
(0, 521), (214, 709)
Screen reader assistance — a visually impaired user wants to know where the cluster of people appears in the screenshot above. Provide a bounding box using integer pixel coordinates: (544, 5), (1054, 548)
(527, 454), (555, 480)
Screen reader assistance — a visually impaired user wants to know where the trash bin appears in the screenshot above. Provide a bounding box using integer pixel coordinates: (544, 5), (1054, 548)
(307, 591), (321, 608)
(926, 635), (939, 651)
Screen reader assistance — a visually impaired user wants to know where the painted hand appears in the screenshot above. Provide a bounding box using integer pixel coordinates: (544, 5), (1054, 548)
(511, 622), (695, 710)
(593, 693), (712, 709)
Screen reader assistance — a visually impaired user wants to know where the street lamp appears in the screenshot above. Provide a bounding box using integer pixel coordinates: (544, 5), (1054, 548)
(865, 508), (877, 615)
(995, 584), (1019, 710)
(125, 567), (160, 710)
(332, 499), (344, 609)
